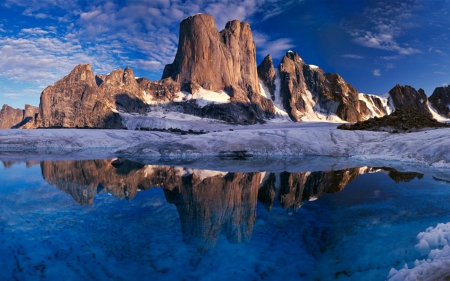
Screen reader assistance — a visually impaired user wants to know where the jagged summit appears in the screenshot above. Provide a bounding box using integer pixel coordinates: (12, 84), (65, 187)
(429, 85), (450, 117)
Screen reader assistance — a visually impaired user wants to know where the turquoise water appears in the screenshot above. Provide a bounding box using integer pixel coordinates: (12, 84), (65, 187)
(1, 160), (450, 280)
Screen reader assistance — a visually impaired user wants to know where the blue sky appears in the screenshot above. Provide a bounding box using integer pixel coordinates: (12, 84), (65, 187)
(0, 0), (449, 108)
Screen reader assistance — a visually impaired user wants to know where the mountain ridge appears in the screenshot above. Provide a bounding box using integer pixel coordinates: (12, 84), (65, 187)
(1, 13), (449, 129)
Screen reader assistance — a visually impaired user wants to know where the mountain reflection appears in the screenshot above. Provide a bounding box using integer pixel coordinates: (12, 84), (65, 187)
(37, 159), (426, 248)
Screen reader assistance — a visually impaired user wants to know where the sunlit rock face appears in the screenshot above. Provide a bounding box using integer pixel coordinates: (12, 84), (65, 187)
(0, 104), (38, 129)
(163, 13), (275, 124)
(97, 67), (148, 114)
(275, 51), (385, 122)
(38, 64), (123, 129)
(429, 85), (450, 117)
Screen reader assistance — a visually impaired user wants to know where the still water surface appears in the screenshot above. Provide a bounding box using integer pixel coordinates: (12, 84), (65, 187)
(1, 159), (450, 280)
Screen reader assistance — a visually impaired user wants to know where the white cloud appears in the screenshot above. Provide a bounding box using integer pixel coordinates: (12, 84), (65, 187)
(353, 31), (420, 55)
(0, 0), (298, 90)
(253, 31), (295, 58)
(380, 55), (400, 60)
(372, 69), (381, 77)
(386, 63), (395, 69)
(341, 54), (365, 59)
(346, 0), (421, 55)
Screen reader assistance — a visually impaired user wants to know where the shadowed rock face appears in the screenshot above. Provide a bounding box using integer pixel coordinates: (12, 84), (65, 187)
(388, 84), (432, 117)
(0, 104), (38, 129)
(429, 86), (450, 117)
(257, 54), (276, 100)
(38, 64), (123, 128)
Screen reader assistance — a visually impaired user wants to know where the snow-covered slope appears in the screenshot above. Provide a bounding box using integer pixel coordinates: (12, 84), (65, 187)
(2, 123), (450, 170)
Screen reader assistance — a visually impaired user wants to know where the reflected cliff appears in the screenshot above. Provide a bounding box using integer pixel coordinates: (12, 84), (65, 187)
(37, 159), (426, 248)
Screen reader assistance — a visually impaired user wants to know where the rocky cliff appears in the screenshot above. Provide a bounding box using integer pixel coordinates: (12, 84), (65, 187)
(163, 13), (275, 124)
(0, 104), (38, 129)
(257, 54), (276, 100)
(262, 51), (388, 122)
(429, 85), (450, 117)
(6, 13), (449, 128)
(38, 64), (123, 128)
(388, 84), (432, 117)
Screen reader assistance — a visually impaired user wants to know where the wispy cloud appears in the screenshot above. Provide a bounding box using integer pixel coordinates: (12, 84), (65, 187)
(380, 55), (401, 60)
(372, 69), (381, 77)
(341, 54), (365, 59)
(345, 0), (421, 55)
(0, 0), (298, 88)
(253, 31), (295, 59)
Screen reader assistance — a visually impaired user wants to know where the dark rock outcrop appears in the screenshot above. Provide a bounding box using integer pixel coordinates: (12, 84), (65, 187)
(38, 64), (123, 128)
(337, 107), (450, 132)
(429, 86), (450, 117)
(388, 84), (432, 117)
(257, 54), (276, 100)
(0, 104), (38, 129)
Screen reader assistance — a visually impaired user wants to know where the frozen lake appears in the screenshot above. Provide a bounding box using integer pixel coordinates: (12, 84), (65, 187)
(1, 158), (450, 280)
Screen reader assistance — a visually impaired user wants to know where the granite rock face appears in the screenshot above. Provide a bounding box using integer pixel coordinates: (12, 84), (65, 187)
(429, 86), (450, 117)
(163, 13), (275, 124)
(257, 54), (276, 100)
(388, 84), (432, 118)
(0, 104), (39, 129)
(275, 51), (379, 122)
(163, 14), (259, 98)
(38, 64), (123, 128)
(0, 104), (23, 129)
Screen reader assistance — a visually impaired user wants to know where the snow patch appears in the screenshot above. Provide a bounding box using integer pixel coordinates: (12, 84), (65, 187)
(189, 87), (230, 107)
(428, 103), (450, 123)
(388, 222), (450, 281)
